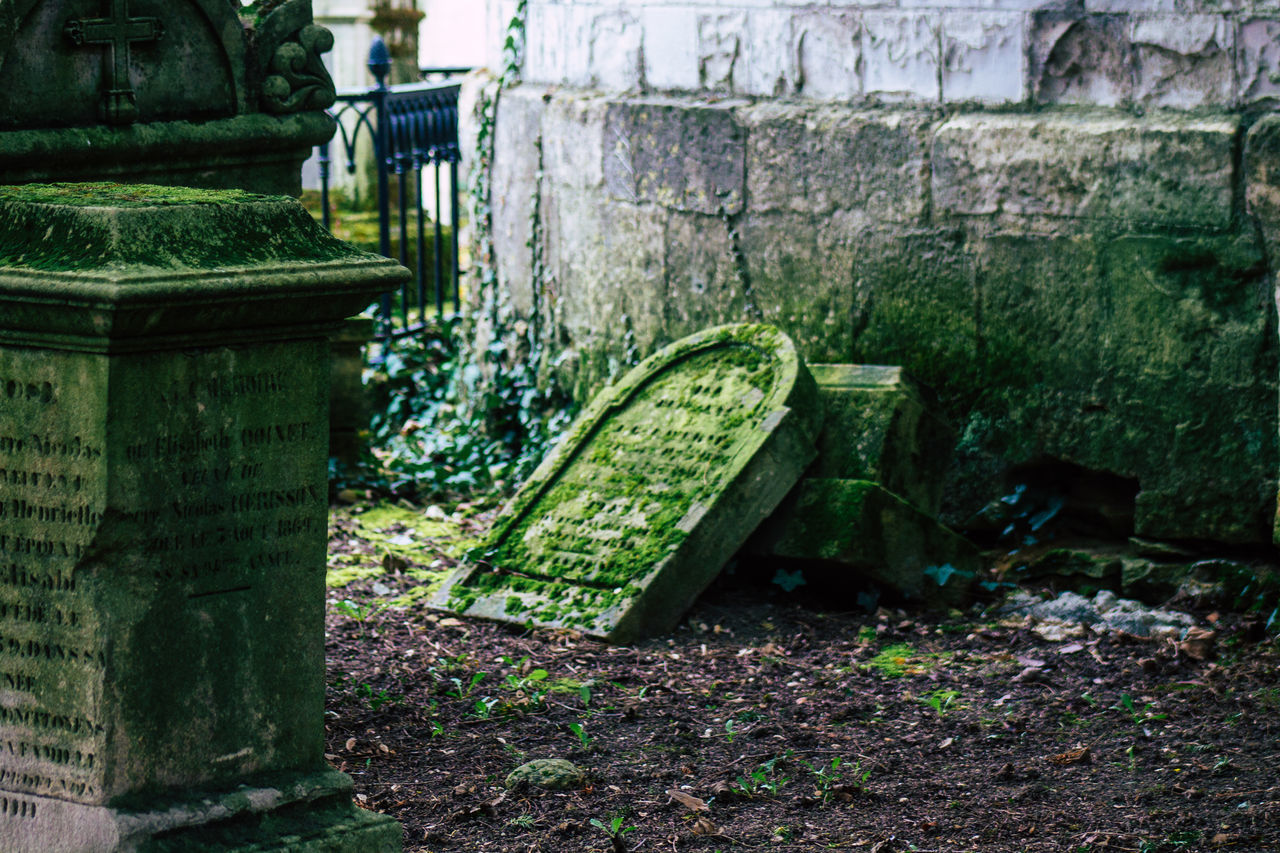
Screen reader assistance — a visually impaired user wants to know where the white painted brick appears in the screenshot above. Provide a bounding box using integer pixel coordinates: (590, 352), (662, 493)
(1238, 17), (1280, 103)
(741, 9), (799, 96)
(900, 0), (1078, 8)
(642, 6), (701, 91)
(942, 11), (1027, 103)
(863, 12), (941, 102)
(1031, 13), (1133, 106)
(697, 11), (747, 91)
(1131, 15), (1234, 108)
(561, 6), (597, 86)
(590, 8), (644, 90)
(795, 10), (861, 100)
(543, 92), (608, 190)
(523, 3), (569, 84)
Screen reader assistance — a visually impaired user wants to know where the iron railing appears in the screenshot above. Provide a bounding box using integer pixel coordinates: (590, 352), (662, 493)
(316, 38), (466, 341)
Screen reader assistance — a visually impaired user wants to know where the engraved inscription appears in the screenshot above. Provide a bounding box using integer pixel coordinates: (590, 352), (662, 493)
(0, 359), (107, 804)
(491, 345), (776, 588)
(0, 793), (38, 818)
(1, 380), (53, 405)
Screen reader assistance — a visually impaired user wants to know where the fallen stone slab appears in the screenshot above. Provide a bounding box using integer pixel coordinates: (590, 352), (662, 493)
(429, 324), (823, 643)
(746, 479), (980, 607)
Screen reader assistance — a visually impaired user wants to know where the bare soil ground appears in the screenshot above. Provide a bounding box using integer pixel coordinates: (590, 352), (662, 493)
(324, 507), (1280, 853)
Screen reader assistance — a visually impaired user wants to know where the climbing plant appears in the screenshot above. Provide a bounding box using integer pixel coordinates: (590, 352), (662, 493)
(348, 0), (575, 502)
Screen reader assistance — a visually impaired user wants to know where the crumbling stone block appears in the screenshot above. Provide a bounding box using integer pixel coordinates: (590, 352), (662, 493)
(750, 480), (980, 608)
(806, 365), (954, 518)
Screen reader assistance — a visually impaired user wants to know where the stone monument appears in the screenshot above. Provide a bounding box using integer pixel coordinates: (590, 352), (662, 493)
(0, 0), (337, 196)
(0, 184), (408, 852)
(430, 324), (824, 643)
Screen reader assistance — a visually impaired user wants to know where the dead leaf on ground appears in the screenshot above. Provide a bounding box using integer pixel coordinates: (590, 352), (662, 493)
(691, 816), (720, 836)
(1046, 747), (1092, 766)
(666, 789), (709, 812)
(1179, 626), (1217, 661)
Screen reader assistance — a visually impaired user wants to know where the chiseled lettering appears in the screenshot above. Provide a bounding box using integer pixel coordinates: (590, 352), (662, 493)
(0, 380), (53, 405)
(0, 602), (77, 628)
(169, 498), (227, 521)
(0, 767), (95, 798)
(0, 564), (75, 592)
(0, 795), (38, 819)
(249, 550), (293, 571)
(0, 469), (83, 493)
(154, 559), (227, 582)
(239, 422), (311, 448)
(152, 430), (231, 458)
(0, 706), (103, 736)
(24, 435), (100, 460)
(1, 670), (35, 691)
(229, 485), (320, 512)
(0, 634), (105, 667)
(194, 372), (288, 400)
(1, 740), (95, 769)
(0, 500), (100, 527)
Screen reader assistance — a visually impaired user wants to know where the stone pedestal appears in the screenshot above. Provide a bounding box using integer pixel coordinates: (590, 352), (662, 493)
(0, 184), (409, 852)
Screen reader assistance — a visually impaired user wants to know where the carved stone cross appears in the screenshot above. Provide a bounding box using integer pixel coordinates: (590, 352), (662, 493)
(64, 0), (164, 126)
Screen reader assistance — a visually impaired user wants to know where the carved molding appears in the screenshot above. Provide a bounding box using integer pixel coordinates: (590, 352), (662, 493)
(258, 0), (336, 115)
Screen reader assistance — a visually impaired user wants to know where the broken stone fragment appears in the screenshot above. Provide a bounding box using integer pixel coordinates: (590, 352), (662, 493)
(806, 364), (954, 516)
(747, 479), (980, 608)
(505, 759), (585, 791)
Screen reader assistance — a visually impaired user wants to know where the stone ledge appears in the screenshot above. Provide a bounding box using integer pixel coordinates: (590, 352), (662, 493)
(932, 110), (1239, 229)
(0, 771), (400, 853)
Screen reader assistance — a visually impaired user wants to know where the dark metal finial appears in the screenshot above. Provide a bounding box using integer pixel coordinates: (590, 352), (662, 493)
(368, 36), (391, 89)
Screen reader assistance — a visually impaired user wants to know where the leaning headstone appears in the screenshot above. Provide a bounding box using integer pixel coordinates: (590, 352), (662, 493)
(0, 184), (408, 852)
(430, 324), (823, 643)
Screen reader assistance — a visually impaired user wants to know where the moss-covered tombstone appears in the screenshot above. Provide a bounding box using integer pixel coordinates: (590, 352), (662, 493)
(0, 184), (407, 852)
(430, 324), (823, 643)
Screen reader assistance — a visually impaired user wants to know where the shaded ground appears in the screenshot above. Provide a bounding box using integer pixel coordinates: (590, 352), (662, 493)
(324, 504), (1280, 853)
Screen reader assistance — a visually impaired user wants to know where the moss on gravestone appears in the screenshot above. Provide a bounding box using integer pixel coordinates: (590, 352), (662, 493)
(430, 324), (822, 642)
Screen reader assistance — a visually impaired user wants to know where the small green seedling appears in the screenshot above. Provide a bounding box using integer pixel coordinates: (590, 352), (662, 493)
(923, 689), (960, 718)
(332, 598), (388, 622)
(447, 671), (487, 699)
(569, 721), (592, 749)
(733, 752), (791, 798)
(802, 756), (872, 802)
(590, 815), (637, 852)
(1111, 693), (1167, 726)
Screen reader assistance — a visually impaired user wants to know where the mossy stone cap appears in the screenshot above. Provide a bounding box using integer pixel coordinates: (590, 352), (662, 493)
(0, 182), (371, 272)
(0, 182), (408, 345)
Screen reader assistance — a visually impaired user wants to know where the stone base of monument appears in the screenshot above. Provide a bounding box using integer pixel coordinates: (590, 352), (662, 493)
(0, 185), (410, 853)
(5, 771), (399, 853)
(330, 315), (376, 464)
(746, 479), (980, 608)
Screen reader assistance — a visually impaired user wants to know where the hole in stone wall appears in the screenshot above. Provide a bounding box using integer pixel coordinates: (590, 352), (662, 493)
(964, 457), (1139, 548)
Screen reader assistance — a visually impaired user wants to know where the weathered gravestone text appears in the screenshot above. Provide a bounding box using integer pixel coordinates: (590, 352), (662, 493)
(0, 184), (407, 852)
(430, 324), (823, 643)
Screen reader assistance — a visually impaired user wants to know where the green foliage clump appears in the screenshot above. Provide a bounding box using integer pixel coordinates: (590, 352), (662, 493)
(362, 316), (574, 499)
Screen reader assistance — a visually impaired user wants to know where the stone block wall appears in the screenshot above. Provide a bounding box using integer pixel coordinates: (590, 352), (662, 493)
(512, 0), (1280, 110)
(484, 0), (1280, 546)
